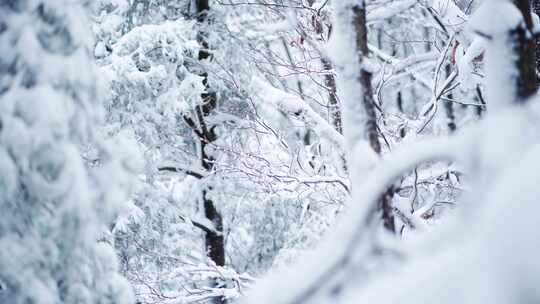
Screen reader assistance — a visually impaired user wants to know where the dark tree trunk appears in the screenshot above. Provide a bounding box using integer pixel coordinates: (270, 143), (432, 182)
(190, 2), (226, 303)
(513, 0), (537, 99)
(203, 190), (225, 266)
(321, 57), (343, 134)
(475, 85), (485, 118)
(195, 0), (225, 266)
(353, 5), (380, 154)
(198, 123), (225, 267)
(312, 10), (342, 135)
(533, 0), (540, 84)
(196, 0), (209, 14)
(396, 91), (404, 114)
(352, 3), (395, 233)
(444, 64), (457, 132)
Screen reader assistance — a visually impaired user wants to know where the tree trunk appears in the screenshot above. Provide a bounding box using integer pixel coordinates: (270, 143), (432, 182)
(313, 10), (342, 134)
(196, 0), (210, 15)
(194, 2), (226, 302)
(513, 0), (537, 99)
(353, 3), (395, 233)
(533, 0), (540, 84)
(321, 57), (343, 134)
(444, 64), (457, 132)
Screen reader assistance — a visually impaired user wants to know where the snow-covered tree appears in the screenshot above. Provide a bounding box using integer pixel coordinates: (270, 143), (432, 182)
(0, 1), (135, 303)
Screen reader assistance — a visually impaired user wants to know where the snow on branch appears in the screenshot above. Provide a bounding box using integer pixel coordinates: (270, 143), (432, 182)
(134, 261), (254, 304)
(368, 44), (435, 90)
(367, 0), (418, 24)
(241, 135), (466, 304)
(252, 78), (346, 152)
(158, 165), (207, 179)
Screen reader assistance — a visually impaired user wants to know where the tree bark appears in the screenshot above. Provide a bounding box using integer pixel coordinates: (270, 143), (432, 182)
(513, 0), (537, 99)
(352, 3), (395, 233)
(533, 0), (540, 84)
(192, 3), (226, 304)
(196, 0), (210, 14)
(321, 57), (343, 134)
(195, 0), (225, 268)
(312, 10), (342, 134)
(444, 64), (457, 132)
